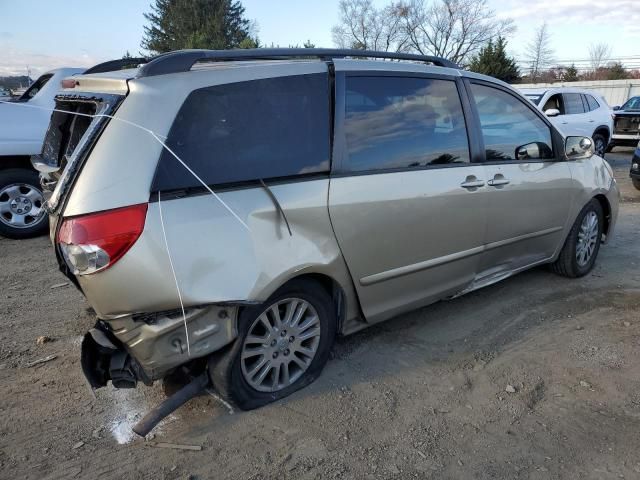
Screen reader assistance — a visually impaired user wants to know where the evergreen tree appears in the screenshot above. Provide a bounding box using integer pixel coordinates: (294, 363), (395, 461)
(563, 64), (579, 82)
(468, 36), (519, 83)
(606, 62), (629, 80)
(141, 0), (253, 53)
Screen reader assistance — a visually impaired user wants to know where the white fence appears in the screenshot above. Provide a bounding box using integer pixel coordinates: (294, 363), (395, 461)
(515, 79), (640, 107)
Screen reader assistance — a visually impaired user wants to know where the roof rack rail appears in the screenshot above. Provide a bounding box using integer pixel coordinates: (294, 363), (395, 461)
(84, 57), (150, 75)
(136, 48), (458, 78)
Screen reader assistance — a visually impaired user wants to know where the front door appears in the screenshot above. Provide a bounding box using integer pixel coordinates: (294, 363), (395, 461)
(467, 82), (573, 283)
(328, 73), (488, 323)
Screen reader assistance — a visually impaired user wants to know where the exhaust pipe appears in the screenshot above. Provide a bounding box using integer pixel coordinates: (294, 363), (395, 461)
(132, 373), (210, 437)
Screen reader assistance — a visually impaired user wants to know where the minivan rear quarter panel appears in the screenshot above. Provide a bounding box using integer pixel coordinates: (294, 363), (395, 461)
(78, 179), (360, 327)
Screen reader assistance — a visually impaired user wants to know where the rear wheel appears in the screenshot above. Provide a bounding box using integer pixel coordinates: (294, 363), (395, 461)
(0, 169), (48, 239)
(633, 178), (640, 191)
(592, 133), (607, 158)
(551, 199), (603, 278)
(209, 279), (336, 410)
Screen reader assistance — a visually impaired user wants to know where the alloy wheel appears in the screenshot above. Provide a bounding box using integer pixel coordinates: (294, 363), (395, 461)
(576, 211), (599, 267)
(240, 298), (321, 393)
(0, 183), (46, 229)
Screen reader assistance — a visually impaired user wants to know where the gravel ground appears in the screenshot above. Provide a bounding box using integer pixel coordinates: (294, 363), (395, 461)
(1, 150), (639, 479)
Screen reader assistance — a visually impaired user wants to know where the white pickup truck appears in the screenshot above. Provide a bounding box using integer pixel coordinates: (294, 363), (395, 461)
(0, 68), (84, 238)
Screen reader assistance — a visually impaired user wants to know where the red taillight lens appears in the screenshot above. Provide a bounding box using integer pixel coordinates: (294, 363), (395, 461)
(61, 78), (78, 89)
(57, 203), (147, 275)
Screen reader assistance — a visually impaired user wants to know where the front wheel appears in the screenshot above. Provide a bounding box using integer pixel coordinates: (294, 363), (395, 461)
(209, 279), (336, 410)
(632, 178), (640, 191)
(0, 169), (48, 239)
(551, 199), (603, 278)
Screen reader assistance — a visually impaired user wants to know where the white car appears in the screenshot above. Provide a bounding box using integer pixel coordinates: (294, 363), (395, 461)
(0, 57), (146, 238)
(520, 88), (613, 158)
(0, 68), (84, 238)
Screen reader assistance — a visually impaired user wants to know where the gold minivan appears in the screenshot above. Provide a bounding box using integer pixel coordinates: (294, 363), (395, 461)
(35, 49), (618, 429)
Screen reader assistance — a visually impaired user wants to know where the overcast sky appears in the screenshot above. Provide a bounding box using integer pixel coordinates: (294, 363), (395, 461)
(1, 0), (639, 77)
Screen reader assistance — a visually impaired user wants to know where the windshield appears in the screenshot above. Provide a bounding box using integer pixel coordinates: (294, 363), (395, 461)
(524, 94), (543, 105)
(621, 96), (640, 111)
(17, 73), (53, 102)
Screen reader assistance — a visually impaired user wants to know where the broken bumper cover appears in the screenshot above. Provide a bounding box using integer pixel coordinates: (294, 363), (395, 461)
(81, 305), (238, 389)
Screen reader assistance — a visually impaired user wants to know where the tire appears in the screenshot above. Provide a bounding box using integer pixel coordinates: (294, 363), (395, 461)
(551, 199), (603, 278)
(0, 168), (48, 239)
(592, 133), (607, 158)
(633, 178), (640, 191)
(209, 278), (336, 410)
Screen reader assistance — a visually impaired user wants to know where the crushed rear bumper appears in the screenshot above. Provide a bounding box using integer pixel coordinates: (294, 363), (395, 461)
(80, 305), (238, 389)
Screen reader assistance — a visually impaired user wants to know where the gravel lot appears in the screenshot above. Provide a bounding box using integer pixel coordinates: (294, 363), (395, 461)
(1, 150), (639, 479)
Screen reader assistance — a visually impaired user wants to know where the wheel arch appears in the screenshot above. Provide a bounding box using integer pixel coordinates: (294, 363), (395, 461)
(591, 125), (610, 142)
(0, 155), (34, 171)
(592, 193), (612, 239)
(249, 271), (366, 336)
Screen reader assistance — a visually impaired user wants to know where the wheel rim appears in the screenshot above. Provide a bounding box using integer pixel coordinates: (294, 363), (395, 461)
(241, 298), (321, 393)
(576, 211), (599, 267)
(0, 183), (46, 229)
(594, 137), (605, 156)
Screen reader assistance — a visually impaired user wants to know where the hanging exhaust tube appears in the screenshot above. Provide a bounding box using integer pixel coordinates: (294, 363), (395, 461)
(132, 373), (210, 437)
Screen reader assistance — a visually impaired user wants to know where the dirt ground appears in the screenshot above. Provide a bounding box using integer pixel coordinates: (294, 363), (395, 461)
(1, 150), (639, 480)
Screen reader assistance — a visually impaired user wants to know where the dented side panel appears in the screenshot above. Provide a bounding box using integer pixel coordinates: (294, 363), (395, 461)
(76, 179), (361, 332)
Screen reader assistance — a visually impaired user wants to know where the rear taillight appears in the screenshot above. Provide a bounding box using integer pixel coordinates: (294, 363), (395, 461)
(57, 204), (147, 275)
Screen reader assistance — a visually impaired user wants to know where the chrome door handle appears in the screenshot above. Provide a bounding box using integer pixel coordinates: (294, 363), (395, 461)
(460, 179), (485, 189)
(487, 177), (510, 187)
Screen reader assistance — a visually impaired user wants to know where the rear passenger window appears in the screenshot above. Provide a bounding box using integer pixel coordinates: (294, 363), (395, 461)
(152, 73), (330, 191)
(586, 94), (600, 111)
(470, 83), (553, 161)
(564, 93), (585, 114)
(343, 76), (470, 172)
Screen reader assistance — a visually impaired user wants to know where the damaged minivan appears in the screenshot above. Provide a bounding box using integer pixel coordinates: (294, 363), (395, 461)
(35, 49), (619, 430)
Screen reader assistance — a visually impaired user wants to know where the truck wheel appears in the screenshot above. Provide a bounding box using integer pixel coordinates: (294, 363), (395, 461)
(633, 178), (640, 191)
(551, 199), (603, 278)
(209, 279), (336, 410)
(0, 169), (48, 239)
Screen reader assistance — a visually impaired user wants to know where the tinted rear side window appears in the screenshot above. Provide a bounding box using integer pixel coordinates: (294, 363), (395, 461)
(564, 93), (585, 114)
(152, 73), (330, 191)
(342, 76), (470, 172)
(586, 94), (600, 111)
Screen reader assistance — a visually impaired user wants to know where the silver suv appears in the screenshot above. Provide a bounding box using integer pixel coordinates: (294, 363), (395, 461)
(36, 49), (618, 422)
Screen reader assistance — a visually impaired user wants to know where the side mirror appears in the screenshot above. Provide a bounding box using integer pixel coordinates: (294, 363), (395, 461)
(565, 136), (594, 160)
(613, 105), (621, 111)
(544, 108), (560, 117)
(515, 142), (541, 160)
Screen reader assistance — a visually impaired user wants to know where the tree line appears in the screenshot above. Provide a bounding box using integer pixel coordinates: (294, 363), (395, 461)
(139, 0), (638, 84)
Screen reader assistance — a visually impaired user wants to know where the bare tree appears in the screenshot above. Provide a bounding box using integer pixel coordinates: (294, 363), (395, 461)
(525, 23), (555, 82)
(395, 0), (515, 66)
(588, 42), (612, 71)
(332, 0), (410, 52)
